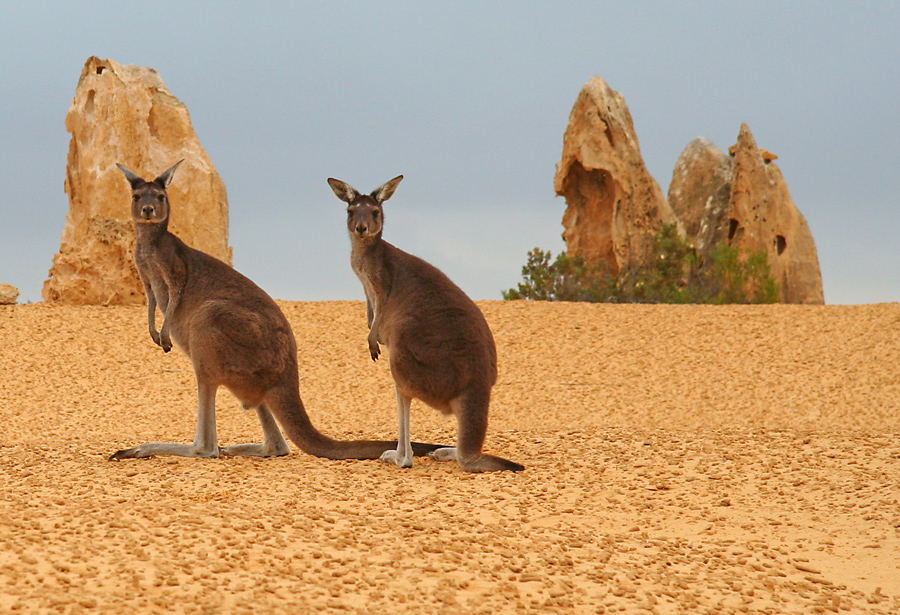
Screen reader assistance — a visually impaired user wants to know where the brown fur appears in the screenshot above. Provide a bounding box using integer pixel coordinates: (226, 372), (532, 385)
(109, 161), (445, 462)
(328, 175), (523, 472)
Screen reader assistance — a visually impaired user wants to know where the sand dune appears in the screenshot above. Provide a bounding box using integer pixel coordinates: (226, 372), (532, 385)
(0, 301), (898, 613)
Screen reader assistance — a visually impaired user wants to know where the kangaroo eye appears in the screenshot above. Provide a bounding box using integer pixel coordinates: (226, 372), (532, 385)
(132, 195), (139, 202)
(157, 194), (165, 201)
(372, 210), (380, 218)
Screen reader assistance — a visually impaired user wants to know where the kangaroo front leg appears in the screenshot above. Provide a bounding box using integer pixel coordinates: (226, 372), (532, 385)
(220, 404), (290, 457)
(367, 329), (380, 361)
(366, 294), (382, 361)
(380, 386), (413, 468)
(365, 297), (374, 329)
(109, 381), (220, 460)
(157, 260), (185, 353)
(158, 291), (178, 353)
(143, 282), (162, 347)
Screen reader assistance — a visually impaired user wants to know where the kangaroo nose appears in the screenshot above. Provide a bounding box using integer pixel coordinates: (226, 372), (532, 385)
(141, 205), (155, 217)
(355, 223), (367, 234)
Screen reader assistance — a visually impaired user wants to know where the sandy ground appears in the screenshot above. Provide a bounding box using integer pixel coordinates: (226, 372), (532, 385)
(0, 300), (898, 614)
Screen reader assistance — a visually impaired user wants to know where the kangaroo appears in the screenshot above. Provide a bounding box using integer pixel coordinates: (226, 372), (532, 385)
(109, 161), (445, 462)
(327, 175), (524, 472)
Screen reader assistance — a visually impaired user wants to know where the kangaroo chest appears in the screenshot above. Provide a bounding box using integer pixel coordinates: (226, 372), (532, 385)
(351, 250), (389, 305)
(350, 247), (397, 346)
(134, 241), (181, 312)
(353, 266), (378, 305)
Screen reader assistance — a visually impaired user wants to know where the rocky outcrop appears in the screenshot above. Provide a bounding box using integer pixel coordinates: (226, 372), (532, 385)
(668, 137), (733, 255)
(43, 56), (231, 305)
(0, 284), (19, 305)
(555, 75), (823, 304)
(669, 125), (824, 304)
(554, 76), (679, 275)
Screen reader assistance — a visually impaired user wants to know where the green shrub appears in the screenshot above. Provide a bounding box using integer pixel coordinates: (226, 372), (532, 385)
(698, 243), (779, 304)
(504, 225), (779, 304)
(502, 248), (618, 302)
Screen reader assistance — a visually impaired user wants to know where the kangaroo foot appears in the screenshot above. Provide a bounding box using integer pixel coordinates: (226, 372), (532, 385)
(459, 453), (525, 473)
(379, 448), (413, 468)
(430, 447), (524, 472)
(109, 442), (219, 461)
(428, 447), (458, 462)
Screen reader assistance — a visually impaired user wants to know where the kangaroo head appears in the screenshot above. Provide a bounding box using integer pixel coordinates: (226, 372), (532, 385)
(117, 160), (184, 226)
(327, 175), (403, 240)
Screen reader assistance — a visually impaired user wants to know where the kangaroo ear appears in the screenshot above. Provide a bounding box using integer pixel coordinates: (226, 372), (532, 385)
(327, 178), (360, 204)
(116, 163), (145, 188)
(155, 160), (184, 188)
(371, 175), (403, 204)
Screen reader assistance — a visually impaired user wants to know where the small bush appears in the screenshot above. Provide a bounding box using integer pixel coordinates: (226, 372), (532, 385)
(501, 248), (618, 302)
(700, 243), (779, 304)
(503, 225), (779, 304)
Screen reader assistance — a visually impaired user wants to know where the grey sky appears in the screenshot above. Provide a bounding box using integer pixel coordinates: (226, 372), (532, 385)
(2, 2), (897, 305)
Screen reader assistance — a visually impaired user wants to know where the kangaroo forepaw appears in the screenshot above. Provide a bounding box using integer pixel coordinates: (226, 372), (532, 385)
(368, 341), (380, 361)
(379, 449), (413, 468)
(150, 330), (161, 346)
(160, 335), (173, 353)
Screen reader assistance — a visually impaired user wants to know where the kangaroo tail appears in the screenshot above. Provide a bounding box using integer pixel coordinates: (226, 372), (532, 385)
(266, 387), (444, 460)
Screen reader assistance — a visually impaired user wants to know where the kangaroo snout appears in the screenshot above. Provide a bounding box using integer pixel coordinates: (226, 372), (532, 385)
(141, 205), (155, 218)
(355, 223), (368, 235)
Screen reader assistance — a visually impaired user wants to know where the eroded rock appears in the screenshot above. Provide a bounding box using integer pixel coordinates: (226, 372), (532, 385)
(43, 56), (232, 305)
(668, 125), (824, 304)
(0, 284), (19, 305)
(554, 76), (679, 275)
(668, 137), (733, 255)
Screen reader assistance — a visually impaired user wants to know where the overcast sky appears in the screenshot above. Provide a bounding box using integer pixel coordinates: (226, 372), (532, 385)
(1, 2), (897, 305)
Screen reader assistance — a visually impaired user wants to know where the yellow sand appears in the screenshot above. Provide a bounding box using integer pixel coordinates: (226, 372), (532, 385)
(0, 301), (898, 613)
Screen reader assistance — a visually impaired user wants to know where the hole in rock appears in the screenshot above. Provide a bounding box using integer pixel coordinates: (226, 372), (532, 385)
(728, 218), (739, 241)
(776, 235), (786, 255)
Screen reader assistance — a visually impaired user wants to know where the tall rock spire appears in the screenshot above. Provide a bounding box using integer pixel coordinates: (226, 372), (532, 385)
(554, 76), (680, 275)
(43, 56), (232, 304)
(669, 124), (824, 304)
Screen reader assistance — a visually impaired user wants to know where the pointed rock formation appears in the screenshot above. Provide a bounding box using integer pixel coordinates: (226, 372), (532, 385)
(668, 124), (824, 304)
(554, 76), (679, 275)
(668, 137), (733, 255)
(43, 56), (232, 305)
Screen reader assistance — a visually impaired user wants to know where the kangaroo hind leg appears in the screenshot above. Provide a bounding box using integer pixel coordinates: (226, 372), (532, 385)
(109, 380), (220, 460)
(428, 393), (482, 468)
(430, 392), (524, 473)
(219, 403), (291, 457)
(380, 386), (414, 468)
